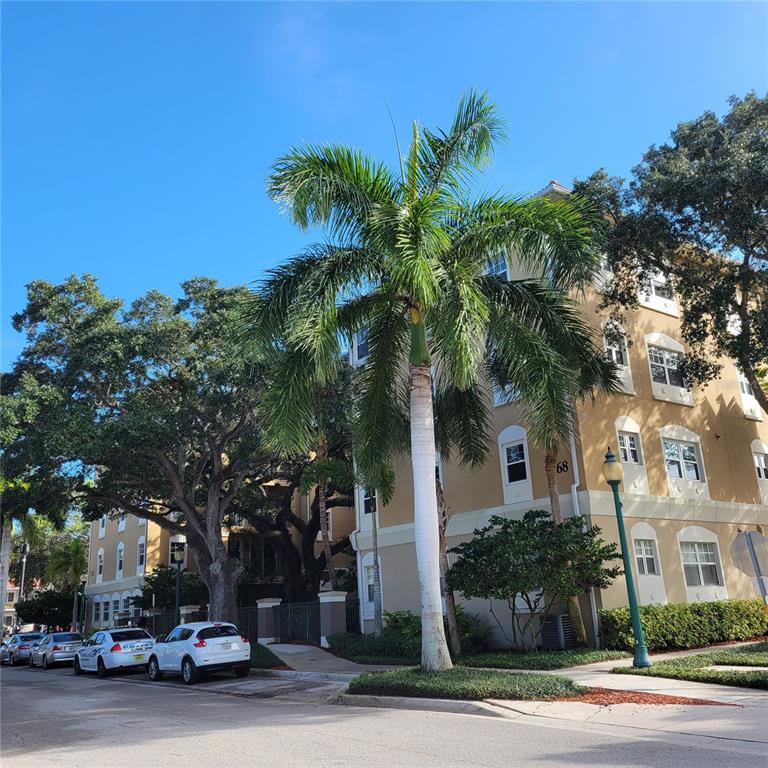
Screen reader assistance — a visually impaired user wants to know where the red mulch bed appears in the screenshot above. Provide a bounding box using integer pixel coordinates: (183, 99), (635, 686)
(562, 687), (736, 706)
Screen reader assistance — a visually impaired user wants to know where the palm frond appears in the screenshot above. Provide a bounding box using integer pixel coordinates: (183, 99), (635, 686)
(433, 380), (491, 467)
(268, 144), (400, 241)
(419, 88), (507, 194)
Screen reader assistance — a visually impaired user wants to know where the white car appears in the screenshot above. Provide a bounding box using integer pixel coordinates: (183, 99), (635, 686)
(147, 622), (251, 684)
(74, 628), (155, 677)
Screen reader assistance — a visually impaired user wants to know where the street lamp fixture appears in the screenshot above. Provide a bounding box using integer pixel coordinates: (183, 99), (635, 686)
(602, 447), (652, 668)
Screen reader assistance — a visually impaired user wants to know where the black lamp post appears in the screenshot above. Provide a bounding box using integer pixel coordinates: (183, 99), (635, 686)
(602, 447), (652, 668)
(171, 542), (186, 627)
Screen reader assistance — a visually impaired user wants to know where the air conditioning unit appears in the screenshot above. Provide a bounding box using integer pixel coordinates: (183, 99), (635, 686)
(541, 614), (575, 650)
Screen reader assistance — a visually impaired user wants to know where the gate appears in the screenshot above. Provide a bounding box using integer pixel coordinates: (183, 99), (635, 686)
(236, 607), (259, 643)
(278, 601), (320, 644)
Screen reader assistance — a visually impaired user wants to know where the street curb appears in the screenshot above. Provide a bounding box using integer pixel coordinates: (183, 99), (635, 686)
(251, 669), (356, 683)
(336, 693), (514, 719)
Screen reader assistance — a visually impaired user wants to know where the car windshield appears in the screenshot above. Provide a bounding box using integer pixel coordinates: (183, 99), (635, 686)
(52, 633), (82, 642)
(21, 634), (43, 641)
(197, 625), (238, 640)
(110, 629), (151, 642)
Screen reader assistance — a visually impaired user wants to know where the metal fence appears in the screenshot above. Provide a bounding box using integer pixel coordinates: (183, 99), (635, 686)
(345, 597), (361, 634)
(278, 600), (320, 644)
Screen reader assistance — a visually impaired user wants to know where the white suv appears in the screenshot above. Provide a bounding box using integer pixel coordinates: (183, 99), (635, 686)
(147, 622), (251, 684)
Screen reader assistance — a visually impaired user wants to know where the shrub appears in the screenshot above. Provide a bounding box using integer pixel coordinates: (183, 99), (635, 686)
(384, 606), (491, 655)
(599, 599), (768, 651)
(326, 631), (419, 662)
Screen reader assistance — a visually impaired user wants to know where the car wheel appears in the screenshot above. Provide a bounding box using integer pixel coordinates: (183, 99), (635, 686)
(42, 655), (49, 670)
(97, 657), (108, 678)
(147, 656), (163, 682)
(74, 657), (83, 676)
(9, 654), (16, 667)
(28, 654), (35, 668)
(233, 665), (250, 679)
(181, 656), (199, 685)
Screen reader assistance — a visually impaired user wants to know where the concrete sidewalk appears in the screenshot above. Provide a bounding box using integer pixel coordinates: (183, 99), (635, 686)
(267, 643), (401, 674)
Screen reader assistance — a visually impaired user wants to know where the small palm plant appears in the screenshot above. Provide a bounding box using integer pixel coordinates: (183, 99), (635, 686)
(240, 91), (608, 671)
(46, 537), (87, 630)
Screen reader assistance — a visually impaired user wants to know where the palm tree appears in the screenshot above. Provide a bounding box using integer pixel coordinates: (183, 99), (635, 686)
(45, 537), (87, 630)
(240, 91), (607, 671)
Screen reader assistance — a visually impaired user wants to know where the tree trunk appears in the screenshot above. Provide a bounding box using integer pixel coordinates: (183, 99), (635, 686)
(409, 360), (452, 672)
(436, 480), (461, 657)
(544, 448), (587, 647)
(0, 520), (12, 627)
(370, 501), (383, 635)
(71, 590), (79, 632)
(318, 482), (336, 590)
(205, 557), (243, 624)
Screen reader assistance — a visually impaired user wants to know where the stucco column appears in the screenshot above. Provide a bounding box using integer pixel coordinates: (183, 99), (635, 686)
(256, 598), (282, 645)
(318, 591), (347, 648)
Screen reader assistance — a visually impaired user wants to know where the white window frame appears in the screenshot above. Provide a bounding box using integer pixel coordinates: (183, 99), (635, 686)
(638, 271), (678, 316)
(115, 542), (125, 580)
(648, 345), (685, 388)
(659, 425), (709, 500)
(112, 595), (120, 623)
(121, 592), (131, 615)
(679, 541), (723, 588)
(362, 488), (377, 517)
(352, 328), (370, 366)
(136, 536), (146, 575)
(663, 439), (702, 482)
(485, 252), (509, 281)
(752, 439), (768, 505)
(117, 513), (126, 532)
(137, 515), (146, 527)
(435, 452), (443, 486)
(645, 334), (692, 406)
(618, 431), (642, 465)
(93, 599), (101, 625)
(358, 551), (382, 621)
(633, 538), (659, 576)
(96, 548), (104, 584)
(101, 598), (110, 624)
(737, 368), (763, 421)
(604, 331), (628, 368)
(615, 416), (649, 494)
(754, 452), (768, 480)
(497, 425), (533, 505)
(98, 515), (106, 539)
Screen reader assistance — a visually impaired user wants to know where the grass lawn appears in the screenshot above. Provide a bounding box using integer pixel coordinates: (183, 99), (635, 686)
(347, 666), (584, 701)
(250, 642), (286, 669)
(460, 648), (629, 671)
(612, 641), (768, 690)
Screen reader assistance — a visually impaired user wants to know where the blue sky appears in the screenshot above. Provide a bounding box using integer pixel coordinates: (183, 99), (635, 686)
(3, 1), (766, 367)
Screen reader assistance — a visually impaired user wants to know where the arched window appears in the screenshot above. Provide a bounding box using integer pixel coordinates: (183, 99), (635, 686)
(115, 542), (125, 580)
(659, 425), (709, 500)
(630, 522), (666, 605)
(497, 425), (533, 505)
(111, 593), (121, 625)
(602, 321), (635, 394)
(136, 536), (146, 575)
(645, 333), (692, 406)
(96, 548), (104, 584)
(614, 416), (648, 494)
(677, 526), (727, 602)
(638, 271), (678, 316)
(93, 599), (101, 626)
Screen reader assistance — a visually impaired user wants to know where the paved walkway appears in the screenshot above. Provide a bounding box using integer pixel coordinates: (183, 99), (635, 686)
(267, 643), (400, 674)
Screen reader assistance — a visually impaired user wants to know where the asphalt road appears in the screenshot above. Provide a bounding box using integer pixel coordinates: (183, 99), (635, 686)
(2, 664), (767, 768)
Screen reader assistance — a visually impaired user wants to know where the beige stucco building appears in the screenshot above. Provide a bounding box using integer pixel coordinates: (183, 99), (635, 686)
(349, 190), (768, 647)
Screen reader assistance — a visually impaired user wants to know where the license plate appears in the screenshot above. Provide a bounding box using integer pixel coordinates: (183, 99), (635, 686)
(133, 654), (145, 661)
(217, 643), (233, 651)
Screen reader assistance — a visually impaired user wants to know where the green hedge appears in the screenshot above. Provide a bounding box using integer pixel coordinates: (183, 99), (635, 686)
(599, 599), (768, 651)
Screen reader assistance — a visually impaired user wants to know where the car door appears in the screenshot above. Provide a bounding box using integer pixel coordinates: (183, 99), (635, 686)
(84, 633), (105, 670)
(35, 635), (51, 664)
(158, 627), (183, 671)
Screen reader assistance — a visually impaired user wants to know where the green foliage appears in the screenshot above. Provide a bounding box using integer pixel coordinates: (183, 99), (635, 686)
(599, 599), (768, 651)
(45, 535), (88, 592)
(326, 631), (419, 665)
(239, 89), (609, 495)
(613, 642), (768, 690)
(250, 642), (285, 669)
(132, 566), (207, 610)
(348, 667), (584, 701)
(15, 589), (74, 627)
(460, 648), (629, 671)
(574, 92), (768, 413)
(448, 510), (621, 649)
(384, 607), (491, 655)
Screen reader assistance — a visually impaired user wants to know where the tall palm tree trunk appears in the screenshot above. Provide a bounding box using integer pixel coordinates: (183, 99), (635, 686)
(409, 320), (452, 671)
(370, 502), (383, 635)
(0, 519), (12, 625)
(437, 480), (461, 657)
(544, 448), (587, 647)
